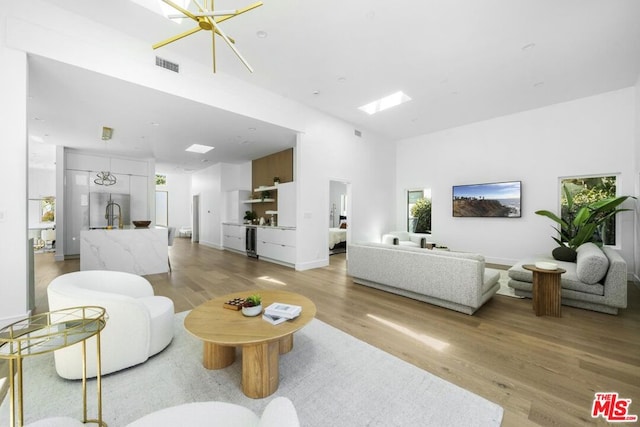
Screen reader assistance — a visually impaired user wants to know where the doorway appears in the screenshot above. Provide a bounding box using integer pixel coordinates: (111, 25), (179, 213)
(192, 194), (200, 243)
(329, 180), (349, 256)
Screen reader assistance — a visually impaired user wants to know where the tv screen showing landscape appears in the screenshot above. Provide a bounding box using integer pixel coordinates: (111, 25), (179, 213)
(452, 181), (521, 218)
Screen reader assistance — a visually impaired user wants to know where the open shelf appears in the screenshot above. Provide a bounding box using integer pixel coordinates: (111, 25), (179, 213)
(242, 199), (276, 203)
(254, 185), (278, 192)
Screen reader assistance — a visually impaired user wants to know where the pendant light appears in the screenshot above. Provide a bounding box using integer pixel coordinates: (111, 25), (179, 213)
(94, 127), (117, 186)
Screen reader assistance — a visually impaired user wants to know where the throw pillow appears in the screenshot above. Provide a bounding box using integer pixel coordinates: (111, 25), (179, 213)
(575, 242), (609, 285)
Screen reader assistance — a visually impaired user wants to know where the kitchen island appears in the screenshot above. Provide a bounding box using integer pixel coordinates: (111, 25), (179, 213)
(80, 227), (168, 275)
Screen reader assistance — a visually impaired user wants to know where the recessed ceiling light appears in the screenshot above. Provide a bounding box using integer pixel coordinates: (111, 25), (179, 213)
(521, 42), (536, 51)
(248, 127), (256, 131)
(313, 90), (320, 95)
(185, 144), (214, 153)
(256, 30), (268, 38)
(358, 91), (412, 115)
(150, 122), (160, 126)
(533, 81), (545, 87)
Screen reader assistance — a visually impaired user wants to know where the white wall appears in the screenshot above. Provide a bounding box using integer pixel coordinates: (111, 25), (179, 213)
(0, 5), (29, 326)
(396, 88), (637, 271)
(191, 164), (222, 249)
(296, 120), (395, 270)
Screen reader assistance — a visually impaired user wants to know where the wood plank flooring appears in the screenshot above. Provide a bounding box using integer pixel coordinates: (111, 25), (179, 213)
(12, 237), (640, 426)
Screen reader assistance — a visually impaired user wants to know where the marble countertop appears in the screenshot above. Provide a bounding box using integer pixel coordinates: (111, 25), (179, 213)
(222, 222), (296, 230)
(86, 226), (167, 231)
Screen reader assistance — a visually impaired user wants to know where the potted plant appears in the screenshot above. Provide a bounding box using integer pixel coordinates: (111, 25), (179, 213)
(241, 294), (262, 317)
(243, 210), (257, 224)
(273, 176), (280, 185)
(261, 190), (271, 201)
(535, 184), (635, 261)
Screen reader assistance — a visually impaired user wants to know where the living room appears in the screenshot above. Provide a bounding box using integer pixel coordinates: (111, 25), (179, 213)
(1, 1), (640, 426)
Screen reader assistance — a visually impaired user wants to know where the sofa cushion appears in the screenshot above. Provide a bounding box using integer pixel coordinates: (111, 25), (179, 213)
(575, 243), (609, 285)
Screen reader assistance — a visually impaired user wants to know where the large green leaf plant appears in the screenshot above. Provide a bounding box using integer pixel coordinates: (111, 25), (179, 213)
(535, 185), (635, 249)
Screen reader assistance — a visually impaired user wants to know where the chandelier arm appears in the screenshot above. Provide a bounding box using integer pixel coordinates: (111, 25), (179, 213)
(208, 17), (253, 72)
(161, 0), (198, 20)
(152, 26), (203, 50)
(215, 1), (263, 25)
(212, 30), (217, 73)
(192, 0), (253, 72)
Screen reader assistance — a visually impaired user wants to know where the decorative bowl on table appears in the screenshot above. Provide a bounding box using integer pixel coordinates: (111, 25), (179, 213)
(132, 220), (151, 228)
(535, 261), (558, 270)
(241, 305), (262, 317)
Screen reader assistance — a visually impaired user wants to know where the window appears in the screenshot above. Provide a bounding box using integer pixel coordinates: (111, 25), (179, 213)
(155, 174), (167, 186)
(560, 175), (617, 245)
(40, 197), (55, 222)
(407, 189), (431, 234)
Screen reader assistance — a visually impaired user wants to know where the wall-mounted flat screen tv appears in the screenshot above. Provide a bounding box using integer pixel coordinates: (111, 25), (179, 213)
(452, 181), (521, 218)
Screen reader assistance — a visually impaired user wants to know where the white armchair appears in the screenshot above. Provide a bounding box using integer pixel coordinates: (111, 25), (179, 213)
(126, 397), (300, 427)
(47, 270), (174, 379)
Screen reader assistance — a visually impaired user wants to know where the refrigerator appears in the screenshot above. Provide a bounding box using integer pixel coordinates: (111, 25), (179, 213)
(89, 192), (130, 228)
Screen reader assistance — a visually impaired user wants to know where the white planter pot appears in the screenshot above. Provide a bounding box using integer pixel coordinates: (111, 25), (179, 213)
(241, 305), (262, 317)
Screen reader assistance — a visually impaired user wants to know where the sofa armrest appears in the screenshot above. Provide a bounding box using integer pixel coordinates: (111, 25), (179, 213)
(601, 247), (628, 308)
(381, 234), (399, 245)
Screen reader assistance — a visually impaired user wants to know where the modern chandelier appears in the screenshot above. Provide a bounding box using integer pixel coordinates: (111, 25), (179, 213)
(95, 127), (117, 186)
(152, 0), (263, 73)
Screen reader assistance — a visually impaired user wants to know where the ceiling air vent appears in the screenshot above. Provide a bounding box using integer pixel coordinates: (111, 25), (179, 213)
(354, 129), (362, 137)
(155, 56), (179, 73)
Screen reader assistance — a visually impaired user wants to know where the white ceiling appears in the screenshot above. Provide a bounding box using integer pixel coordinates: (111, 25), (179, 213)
(28, 0), (640, 172)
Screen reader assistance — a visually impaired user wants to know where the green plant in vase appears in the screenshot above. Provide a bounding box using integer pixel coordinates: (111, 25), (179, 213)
(535, 184), (635, 261)
(243, 210), (257, 224)
(242, 294), (262, 307)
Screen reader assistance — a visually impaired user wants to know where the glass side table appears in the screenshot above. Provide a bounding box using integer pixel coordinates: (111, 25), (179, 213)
(0, 306), (107, 427)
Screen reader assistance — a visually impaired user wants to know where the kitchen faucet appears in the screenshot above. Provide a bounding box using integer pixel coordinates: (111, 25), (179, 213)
(105, 201), (123, 228)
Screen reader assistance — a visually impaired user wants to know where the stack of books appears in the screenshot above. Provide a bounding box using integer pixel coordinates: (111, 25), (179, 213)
(262, 302), (302, 325)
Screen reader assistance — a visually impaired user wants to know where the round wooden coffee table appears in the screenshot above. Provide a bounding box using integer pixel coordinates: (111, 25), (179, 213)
(184, 289), (316, 398)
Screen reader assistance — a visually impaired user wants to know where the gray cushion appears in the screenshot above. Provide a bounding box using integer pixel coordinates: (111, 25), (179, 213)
(575, 243), (609, 285)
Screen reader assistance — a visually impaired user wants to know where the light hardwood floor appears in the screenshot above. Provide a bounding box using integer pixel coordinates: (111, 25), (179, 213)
(14, 238), (640, 426)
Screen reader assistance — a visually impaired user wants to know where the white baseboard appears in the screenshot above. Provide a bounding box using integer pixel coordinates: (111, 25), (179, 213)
(295, 259), (329, 271)
(198, 241), (223, 250)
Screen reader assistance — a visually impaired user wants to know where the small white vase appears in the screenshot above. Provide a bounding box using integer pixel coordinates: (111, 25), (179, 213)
(241, 305), (262, 317)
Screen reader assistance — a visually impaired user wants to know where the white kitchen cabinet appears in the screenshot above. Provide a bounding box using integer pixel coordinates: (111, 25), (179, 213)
(224, 190), (251, 223)
(276, 182), (296, 227)
(256, 227), (296, 266)
(129, 175), (149, 223)
(222, 224), (246, 253)
(64, 169), (90, 256)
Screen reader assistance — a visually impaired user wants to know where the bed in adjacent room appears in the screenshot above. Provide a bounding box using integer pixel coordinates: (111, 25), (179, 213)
(329, 217), (347, 254)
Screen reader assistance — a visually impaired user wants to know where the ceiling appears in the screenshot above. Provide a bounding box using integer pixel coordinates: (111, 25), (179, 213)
(29, 0), (640, 172)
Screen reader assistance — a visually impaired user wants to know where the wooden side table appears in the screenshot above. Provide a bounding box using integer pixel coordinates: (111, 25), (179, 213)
(0, 306), (107, 427)
(523, 265), (566, 317)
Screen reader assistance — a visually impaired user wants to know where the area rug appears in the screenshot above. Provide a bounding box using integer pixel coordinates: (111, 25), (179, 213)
(495, 270), (524, 298)
(1, 312), (503, 426)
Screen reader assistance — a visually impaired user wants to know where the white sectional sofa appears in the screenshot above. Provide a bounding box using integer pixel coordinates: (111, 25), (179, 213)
(347, 242), (500, 315)
(507, 243), (627, 314)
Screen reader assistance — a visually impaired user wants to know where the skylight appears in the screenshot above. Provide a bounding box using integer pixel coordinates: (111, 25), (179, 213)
(130, 0), (190, 19)
(185, 144), (214, 154)
(358, 91), (412, 115)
